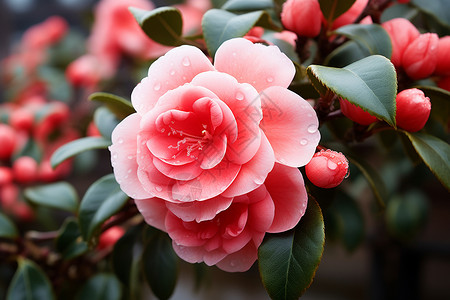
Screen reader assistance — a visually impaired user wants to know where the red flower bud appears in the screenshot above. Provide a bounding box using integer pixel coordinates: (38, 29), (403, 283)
(13, 156), (38, 183)
(339, 98), (378, 125)
(332, 0), (369, 30)
(97, 226), (125, 250)
(9, 108), (34, 133)
(0, 183), (19, 209)
(382, 18), (420, 68)
(397, 0), (410, 3)
(0, 167), (14, 186)
(305, 150), (349, 188)
(0, 124), (16, 160)
(402, 33), (439, 80)
(434, 36), (450, 76)
(281, 0), (322, 38)
(396, 88), (431, 132)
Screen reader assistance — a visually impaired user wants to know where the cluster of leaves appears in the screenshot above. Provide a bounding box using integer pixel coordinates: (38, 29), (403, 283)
(1, 0), (449, 300)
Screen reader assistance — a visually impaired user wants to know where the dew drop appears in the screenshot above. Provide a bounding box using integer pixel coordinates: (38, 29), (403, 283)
(118, 138), (124, 144)
(113, 153), (118, 159)
(235, 91), (245, 101)
(266, 76), (274, 83)
(232, 52), (237, 56)
(153, 82), (161, 91)
(307, 124), (318, 134)
(127, 155), (133, 160)
(182, 57), (191, 67)
(182, 76), (187, 80)
(327, 159), (338, 170)
(170, 69), (176, 76)
(127, 169), (132, 174)
(253, 176), (265, 185)
(344, 168), (350, 179)
(155, 186), (163, 192)
(300, 139), (308, 146)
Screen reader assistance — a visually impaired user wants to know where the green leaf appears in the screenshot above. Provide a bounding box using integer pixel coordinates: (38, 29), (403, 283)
(411, 0), (450, 28)
(380, 3), (419, 23)
(202, 9), (273, 57)
(37, 66), (72, 103)
(55, 218), (88, 260)
(0, 212), (19, 239)
(222, 0), (274, 11)
(50, 137), (111, 168)
(142, 229), (178, 300)
(332, 24), (392, 59)
(76, 273), (122, 300)
(112, 225), (142, 286)
(94, 107), (120, 140)
(6, 258), (55, 300)
(319, 0), (356, 23)
(88, 92), (135, 120)
(404, 132), (450, 191)
(307, 55), (397, 127)
(347, 154), (387, 208)
(79, 174), (129, 242)
(325, 40), (370, 67)
(129, 6), (183, 46)
(24, 182), (78, 213)
(258, 198), (325, 300)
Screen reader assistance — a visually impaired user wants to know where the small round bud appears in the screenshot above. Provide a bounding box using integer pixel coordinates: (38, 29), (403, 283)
(0, 167), (14, 186)
(0, 124), (16, 160)
(339, 98), (378, 125)
(434, 36), (450, 76)
(13, 156), (39, 184)
(402, 33), (439, 80)
(396, 88), (431, 132)
(332, 0), (369, 30)
(305, 150), (349, 188)
(98, 226), (125, 250)
(281, 0), (322, 38)
(9, 108), (34, 132)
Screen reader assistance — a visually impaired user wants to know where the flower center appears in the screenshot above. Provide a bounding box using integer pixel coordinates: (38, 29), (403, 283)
(167, 124), (212, 159)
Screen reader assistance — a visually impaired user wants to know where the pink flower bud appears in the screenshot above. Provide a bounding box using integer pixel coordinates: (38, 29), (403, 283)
(97, 226), (125, 250)
(281, 0), (322, 38)
(332, 0), (369, 30)
(9, 108), (34, 133)
(305, 149), (349, 188)
(0, 124), (16, 160)
(13, 156), (38, 183)
(396, 88), (431, 132)
(0, 167), (13, 186)
(434, 36), (450, 76)
(339, 98), (378, 125)
(22, 16), (68, 50)
(0, 184), (19, 209)
(402, 33), (439, 80)
(382, 18), (420, 67)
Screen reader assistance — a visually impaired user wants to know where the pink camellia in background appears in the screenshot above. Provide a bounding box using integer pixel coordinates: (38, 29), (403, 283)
(110, 37), (320, 271)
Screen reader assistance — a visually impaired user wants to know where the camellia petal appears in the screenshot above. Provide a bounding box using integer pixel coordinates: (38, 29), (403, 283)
(214, 38), (296, 93)
(166, 195), (234, 222)
(216, 242), (258, 272)
(134, 197), (167, 231)
(260, 86), (320, 167)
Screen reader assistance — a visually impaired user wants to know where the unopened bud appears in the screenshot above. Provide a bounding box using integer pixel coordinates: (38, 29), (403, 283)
(382, 18), (420, 68)
(0, 124), (16, 160)
(13, 156), (38, 183)
(339, 98), (377, 125)
(434, 36), (450, 76)
(281, 0), (322, 38)
(332, 0), (369, 30)
(0, 167), (14, 186)
(402, 33), (439, 80)
(305, 149), (349, 188)
(97, 226), (125, 250)
(396, 88), (431, 132)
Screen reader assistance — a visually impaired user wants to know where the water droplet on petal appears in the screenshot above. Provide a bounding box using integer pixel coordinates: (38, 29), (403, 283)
(170, 70), (176, 76)
(153, 82), (161, 91)
(182, 76), (187, 81)
(253, 176), (265, 185)
(307, 124), (318, 134)
(327, 159), (337, 170)
(118, 138), (124, 144)
(155, 186), (163, 192)
(127, 155), (133, 160)
(182, 57), (191, 67)
(235, 91), (245, 101)
(127, 169), (132, 173)
(266, 76), (273, 83)
(300, 139), (308, 146)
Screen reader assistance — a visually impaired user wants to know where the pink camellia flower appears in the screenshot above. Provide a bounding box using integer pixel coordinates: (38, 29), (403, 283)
(382, 18), (420, 68)
(110, 38), (320, 271)
(22, 16), (68, 50)
(135, 164), (307, 272)
(305, 149), (349, 188)
(339, 98), (378, 125)
(402, 33), (439, 80)
(434, 36), (450, 76)
(396, 88), (431, 132)
(281, 0), (322, 38)
(331, 0), (369, 29)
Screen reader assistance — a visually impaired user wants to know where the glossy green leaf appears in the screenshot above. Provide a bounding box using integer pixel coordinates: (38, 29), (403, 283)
(319, 0), (356, 23)
(6, 258), (55, 300)
(55, 218), (88, 260)
(112, 225), (142, 286)
(142, 230), (178, 300)
(332, 24), (392, 59)
(404, 132), (450, 191)
(386, 190), (429, 239)
(24, 182), (78, 213)
(202, 9), (273, 56)
(129, 6), (183, 46)
(415, 85), (450, 128)
(380, 3), (419, 23)
(79, 174), (129, 241)
(411, 0), (450, 27)
(51, 137), (111, 168)
(307, 55), (397, 127)
(94, 107), (120, 140)
(0, 212), (19, 239)
(76, 273), (122, 300)
(258, 198), (325, 300)
(88, 92), (135, 120)
(222, 0), (274, 11)
(325, 40), (369, 67)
